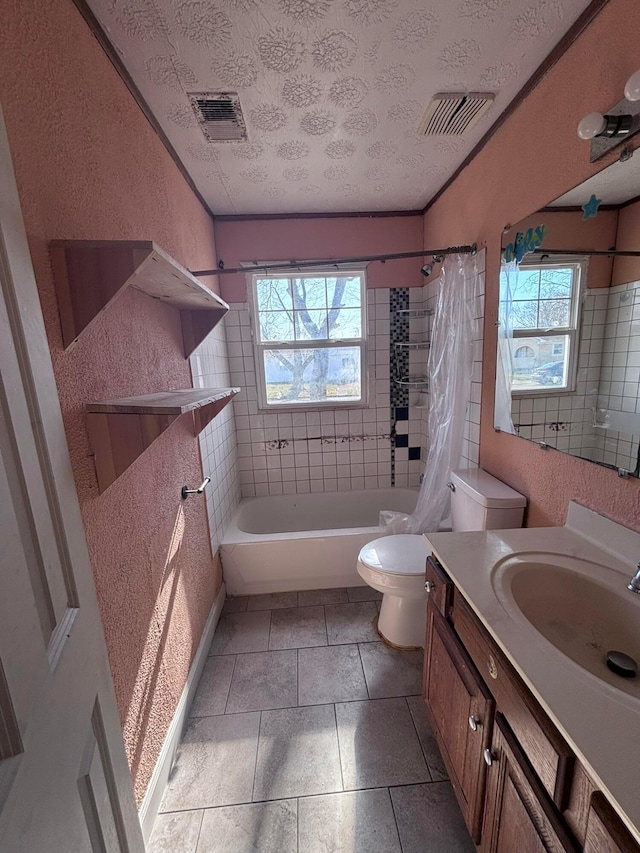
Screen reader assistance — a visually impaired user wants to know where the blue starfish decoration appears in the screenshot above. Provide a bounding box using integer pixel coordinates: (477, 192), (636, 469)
(582, 193), (602, 220)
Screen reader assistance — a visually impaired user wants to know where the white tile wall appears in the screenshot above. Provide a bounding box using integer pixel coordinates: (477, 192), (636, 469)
(462, 254), (485, 469)
(591, 281), (640, 472)
(190, 322), (241, 554)
(208, 253), (486, 506)
(226, 295), (396, 497)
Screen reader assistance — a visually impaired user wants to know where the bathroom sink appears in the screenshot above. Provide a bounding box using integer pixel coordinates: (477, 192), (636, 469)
(491, 553), (640, 699)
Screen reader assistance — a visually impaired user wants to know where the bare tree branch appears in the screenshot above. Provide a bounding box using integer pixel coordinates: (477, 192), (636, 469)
(328, 278), (348, 333)
(260, 274), (359, 401)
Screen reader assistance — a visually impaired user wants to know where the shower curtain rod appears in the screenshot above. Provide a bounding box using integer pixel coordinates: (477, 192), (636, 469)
(530, 248), (640, 258)
(189, 243), (477, 277)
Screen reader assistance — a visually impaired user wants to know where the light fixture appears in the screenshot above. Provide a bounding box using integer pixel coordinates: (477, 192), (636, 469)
(577, 111), (633, 141)
(577, 70), (640, 161)
(624, 70), (640, 102)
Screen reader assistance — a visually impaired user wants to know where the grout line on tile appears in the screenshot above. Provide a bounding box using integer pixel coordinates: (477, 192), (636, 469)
(159, 781), (440, 817)
(356, 643), (371, 700)
(191, 706), (279, 720)
(223, 654), (238, 715)
(267, 608), (273, 651)
(250, 710), (262, 804)
(193, 808), (205, 853)
(332, 703), (345, 792)
(387, 784), (404, 850)
(405, 696), (434, 783)
(388, 780), (447, 791)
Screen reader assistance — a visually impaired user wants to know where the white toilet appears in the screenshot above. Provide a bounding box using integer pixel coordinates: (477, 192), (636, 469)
(357, 468), (527, 649)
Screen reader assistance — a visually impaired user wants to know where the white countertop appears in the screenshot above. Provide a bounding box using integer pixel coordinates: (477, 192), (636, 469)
(424, 502), (640, 843)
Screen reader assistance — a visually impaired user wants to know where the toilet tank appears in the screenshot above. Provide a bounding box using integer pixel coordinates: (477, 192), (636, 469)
(449, 468), (526, 532)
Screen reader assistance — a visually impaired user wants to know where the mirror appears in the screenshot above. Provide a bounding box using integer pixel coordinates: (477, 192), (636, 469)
(495, 154), (640, 477)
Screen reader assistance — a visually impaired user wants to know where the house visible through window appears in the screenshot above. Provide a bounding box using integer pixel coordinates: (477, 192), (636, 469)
(514, 345), (535, 358)
(250, 270), (367, 409)
(505, 256), (585, 393)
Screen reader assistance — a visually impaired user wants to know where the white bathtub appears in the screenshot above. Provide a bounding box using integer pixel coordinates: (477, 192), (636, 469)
(220, 488), (418, 595)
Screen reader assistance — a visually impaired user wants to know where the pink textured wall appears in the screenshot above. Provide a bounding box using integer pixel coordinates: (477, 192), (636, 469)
(423, 0), (640, 530)
(612, 198), (640, 286)
(0, 0), (221, 802)
(214, 214), (425, 302)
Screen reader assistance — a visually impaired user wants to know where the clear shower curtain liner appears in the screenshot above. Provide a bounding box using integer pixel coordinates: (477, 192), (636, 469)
(380, 251), (479, 535)
(494, 261), (516, 434)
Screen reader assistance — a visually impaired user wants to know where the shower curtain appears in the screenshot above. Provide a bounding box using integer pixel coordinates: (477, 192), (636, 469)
(494, 261), (516, 434)
(381, 251), (479, 535)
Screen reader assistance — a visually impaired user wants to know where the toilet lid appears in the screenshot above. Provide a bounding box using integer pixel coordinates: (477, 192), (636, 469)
(358, 534), (429, 576)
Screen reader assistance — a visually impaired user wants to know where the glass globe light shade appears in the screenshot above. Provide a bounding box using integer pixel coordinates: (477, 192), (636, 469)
(577, 112), (607, 140)
(624, 70), (640, 102)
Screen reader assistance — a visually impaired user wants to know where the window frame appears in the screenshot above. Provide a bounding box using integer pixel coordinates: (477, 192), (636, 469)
(248, 267), (369, 411)
(509, 254), (586, 396)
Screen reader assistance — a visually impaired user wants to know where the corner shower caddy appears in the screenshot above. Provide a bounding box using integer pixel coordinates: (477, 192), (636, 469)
(392, 306), (433, 390)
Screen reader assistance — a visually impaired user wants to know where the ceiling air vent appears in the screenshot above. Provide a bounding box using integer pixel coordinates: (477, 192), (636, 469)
(188, 92), (247, 142)
(417, 93), (495, 137)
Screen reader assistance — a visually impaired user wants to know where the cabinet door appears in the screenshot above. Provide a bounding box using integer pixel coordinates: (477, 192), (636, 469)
(426, 555), (453, 617)
(583, 792), (640, 853)
(423, 598), (495, 843)
(482, 714), (579, 853)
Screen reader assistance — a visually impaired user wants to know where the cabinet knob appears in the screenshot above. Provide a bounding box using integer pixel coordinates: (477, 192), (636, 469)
(483, 748), (497, 767)
(425, 580), (435, 593)
(468, 715), (481, 732)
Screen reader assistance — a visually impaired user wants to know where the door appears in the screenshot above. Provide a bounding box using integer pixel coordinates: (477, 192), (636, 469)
(0, 106), (144, 852)
(423, 598), (495, 843)
(482, 714), (579, 853)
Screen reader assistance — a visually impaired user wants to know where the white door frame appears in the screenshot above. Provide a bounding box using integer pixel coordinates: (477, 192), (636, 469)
(0, 103), (144, 852)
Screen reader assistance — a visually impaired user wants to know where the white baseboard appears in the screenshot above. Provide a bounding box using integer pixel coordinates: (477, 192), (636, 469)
(138, 581), (226, 843)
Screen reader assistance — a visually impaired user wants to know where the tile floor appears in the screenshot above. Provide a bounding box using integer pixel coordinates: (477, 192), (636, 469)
(149, 587), (474, 852)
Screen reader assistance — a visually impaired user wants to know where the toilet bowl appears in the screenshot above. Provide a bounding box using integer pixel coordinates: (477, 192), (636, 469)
(356, 469), (527, 649)
(357, 534), (430, 649)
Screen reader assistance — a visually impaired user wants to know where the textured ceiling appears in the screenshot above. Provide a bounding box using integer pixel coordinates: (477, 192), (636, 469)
(90, 0), (595, 215)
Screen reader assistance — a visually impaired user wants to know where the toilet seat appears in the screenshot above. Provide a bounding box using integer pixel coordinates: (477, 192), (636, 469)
(358, 534), (429, 576)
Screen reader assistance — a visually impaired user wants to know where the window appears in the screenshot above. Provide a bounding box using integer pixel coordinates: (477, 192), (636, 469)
(504, 256), (585, 393)
(250, 270), (367, 409)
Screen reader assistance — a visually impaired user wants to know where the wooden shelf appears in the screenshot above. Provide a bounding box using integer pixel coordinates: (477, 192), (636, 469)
(50, 240), (229, 357)
(87, 388), (239, 493)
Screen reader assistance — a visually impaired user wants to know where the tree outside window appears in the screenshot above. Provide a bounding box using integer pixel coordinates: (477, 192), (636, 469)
(251, 271), (367, 408)
(501, 257), (585, 393)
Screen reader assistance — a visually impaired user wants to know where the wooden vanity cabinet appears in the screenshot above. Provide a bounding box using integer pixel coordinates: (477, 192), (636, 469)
(583, 793), (640, 853)
(423, 597), (495, 843)
(482, 714), (580, 853)
(451, 592), (575, 810)
(425, 555), (453, 617)
(422, 555), (640, 853)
